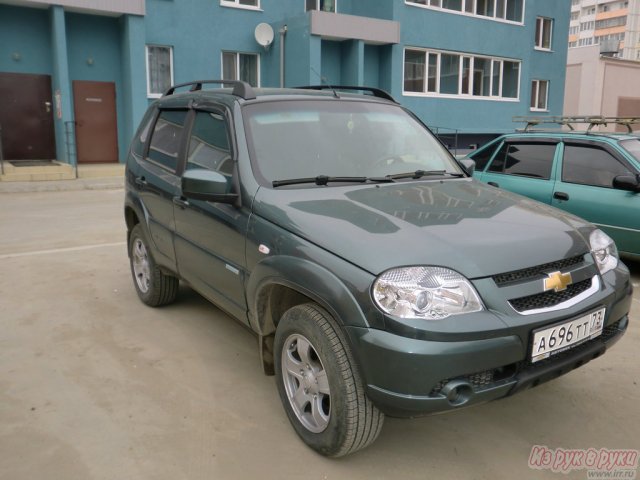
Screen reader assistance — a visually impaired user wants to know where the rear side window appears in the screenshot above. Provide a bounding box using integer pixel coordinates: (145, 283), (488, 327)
(471, 143), (498, 171)
(147, 110), (188, 171)
(186, 111), (233, 176)
(488, 142), (556, 179)
(132, 109), (155, 157)
(562, 144), (631, 188)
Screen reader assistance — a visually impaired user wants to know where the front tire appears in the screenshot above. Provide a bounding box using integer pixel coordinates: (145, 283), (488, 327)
(274, 303), (384, 457)
(128, 224), (178, 307)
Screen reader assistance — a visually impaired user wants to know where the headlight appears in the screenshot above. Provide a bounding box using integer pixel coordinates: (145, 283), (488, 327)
(372, 267), (483, 320)
(590, 229), (618, 275)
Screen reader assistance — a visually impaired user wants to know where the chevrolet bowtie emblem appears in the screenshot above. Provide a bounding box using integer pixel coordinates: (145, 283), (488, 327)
(543, 271), (573, 293)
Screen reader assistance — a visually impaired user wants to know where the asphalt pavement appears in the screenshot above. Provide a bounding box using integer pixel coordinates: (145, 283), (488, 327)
(0, 188), (638, 480)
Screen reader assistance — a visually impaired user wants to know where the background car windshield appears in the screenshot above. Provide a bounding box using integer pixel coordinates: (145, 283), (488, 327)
(620, 139), (640, 162)
(243, 100), (460, 183)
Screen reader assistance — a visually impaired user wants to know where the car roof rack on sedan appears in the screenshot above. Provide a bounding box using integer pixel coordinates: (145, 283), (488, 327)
(513, 115), (640, 134)
(296, 85), (398, 103)
(163, 80), (256, 100)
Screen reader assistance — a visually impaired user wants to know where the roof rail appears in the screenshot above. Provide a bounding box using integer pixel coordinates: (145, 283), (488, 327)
(163, 80), (256, 100)
(513, 115), (640, 134)
(296, 85), (397, 103)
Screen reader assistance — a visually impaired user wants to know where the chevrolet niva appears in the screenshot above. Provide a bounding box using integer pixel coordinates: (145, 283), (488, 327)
(124, 81), (633, 457)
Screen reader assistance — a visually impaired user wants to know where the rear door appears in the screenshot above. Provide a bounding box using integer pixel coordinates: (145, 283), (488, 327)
(134, 109), (189, 272)
(552, 141), (640, 254)
(173, 107), (249, 321)
(480, 139), (560, 204)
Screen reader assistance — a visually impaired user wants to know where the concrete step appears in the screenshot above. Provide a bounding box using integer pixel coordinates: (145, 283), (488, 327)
(0, 161), (76, 182)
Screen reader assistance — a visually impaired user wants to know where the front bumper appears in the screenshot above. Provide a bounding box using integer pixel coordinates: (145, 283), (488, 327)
(346, 270), (632, 418)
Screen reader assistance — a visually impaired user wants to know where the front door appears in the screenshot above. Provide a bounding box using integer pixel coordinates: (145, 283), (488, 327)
(173, 108), (248, 321)
(0, 72), (56, 160)
(72, 80), (118, 163)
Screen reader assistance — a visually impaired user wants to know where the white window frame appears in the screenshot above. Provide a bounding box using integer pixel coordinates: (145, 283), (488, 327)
(305, 0), (337, 12)
(402, 47), (520, 102)
(404, 0), (525, 25)
(530, 79), (549, 111)
(146, 45), (174, 99)
(220, 0), (261, 11)
(221, 51), (261, 87)
(535, 17), (553, 51)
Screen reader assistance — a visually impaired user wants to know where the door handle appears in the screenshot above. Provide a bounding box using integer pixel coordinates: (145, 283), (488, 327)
(173, 196), (190, 209)
(44, 101), (51, 113)
(134, 176), (147, 188)
(488, 181), (499, 188)
(554, 191), (569, 201)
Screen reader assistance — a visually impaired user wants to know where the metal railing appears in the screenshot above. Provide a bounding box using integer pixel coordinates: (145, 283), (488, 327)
(428, 125), (460, 157)
(64, 121), (78, 178)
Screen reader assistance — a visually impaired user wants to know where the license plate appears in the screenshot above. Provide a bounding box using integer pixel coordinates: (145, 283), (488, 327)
(531, 308), (605, 363)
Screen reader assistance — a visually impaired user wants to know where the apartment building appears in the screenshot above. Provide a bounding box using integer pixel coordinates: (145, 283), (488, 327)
(0, 0), (570, 166)
(568, 0), (640, 60)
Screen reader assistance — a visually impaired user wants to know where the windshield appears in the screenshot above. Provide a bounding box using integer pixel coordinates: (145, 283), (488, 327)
(243, 100), (462, 185)
(620, 138), (640, 162)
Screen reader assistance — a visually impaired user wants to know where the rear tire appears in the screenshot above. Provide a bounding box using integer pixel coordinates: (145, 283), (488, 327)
(128, 224), (178, 307)
(274, 303), (384, 457)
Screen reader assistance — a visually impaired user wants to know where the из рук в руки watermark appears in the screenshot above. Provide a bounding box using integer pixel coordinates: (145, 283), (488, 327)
(529, 445), (639, 479)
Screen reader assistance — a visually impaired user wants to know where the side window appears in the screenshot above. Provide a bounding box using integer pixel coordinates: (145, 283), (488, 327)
(132, 108), (155, 157)
(147, 110), (188, 171)
(487, 142), (508, 173)
(488, 142), (555, 179)
(471, 144), (497, 171)
(186, 111), (233, 176)
(562, 144), (631, 188)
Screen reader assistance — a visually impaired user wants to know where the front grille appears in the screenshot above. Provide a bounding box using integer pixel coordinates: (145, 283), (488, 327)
(509, 278), (592, 313)
(601, 319), (622, 342)
(493, 254), (585, 287)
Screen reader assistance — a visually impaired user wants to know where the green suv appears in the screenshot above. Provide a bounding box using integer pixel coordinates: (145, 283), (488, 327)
(466, 117), (640, 259)
(124, 82), (633, 457)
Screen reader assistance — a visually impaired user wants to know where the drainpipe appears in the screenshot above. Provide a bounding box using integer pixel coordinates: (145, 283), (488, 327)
(279, 25), (287, 88)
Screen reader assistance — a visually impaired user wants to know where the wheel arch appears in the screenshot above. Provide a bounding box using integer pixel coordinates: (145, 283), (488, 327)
(247, 256), (371, 376)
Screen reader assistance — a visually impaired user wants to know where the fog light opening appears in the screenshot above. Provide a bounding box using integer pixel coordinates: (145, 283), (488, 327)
(441, 381), (473, 407)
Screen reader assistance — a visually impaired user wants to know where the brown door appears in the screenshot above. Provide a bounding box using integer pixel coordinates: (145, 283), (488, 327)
(73, 80), (118, 163)
(0, 72), (56, 160)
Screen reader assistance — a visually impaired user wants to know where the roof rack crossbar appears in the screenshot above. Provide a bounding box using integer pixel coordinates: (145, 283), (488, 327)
(163, 80), (256, 100)
(296, 85), (397, 103)
(513, 115), (640, 133)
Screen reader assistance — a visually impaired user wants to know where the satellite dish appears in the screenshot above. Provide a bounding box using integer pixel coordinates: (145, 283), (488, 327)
(255, 23), (274, 50)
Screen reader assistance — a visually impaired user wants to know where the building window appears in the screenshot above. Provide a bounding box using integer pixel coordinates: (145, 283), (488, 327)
(305, 0), (336, 12)
(403, 48), (520, 100)
(530, 80), (549, 111)
(220, 0), (260, 9)
(146, 45), (173, 98)
(222, 52), (259, 87)
(405, 0), (524, 23)
(535, 17), (553, 50)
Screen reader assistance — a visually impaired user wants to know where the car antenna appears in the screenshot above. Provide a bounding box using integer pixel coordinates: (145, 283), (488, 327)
(311, 66), (339, 99)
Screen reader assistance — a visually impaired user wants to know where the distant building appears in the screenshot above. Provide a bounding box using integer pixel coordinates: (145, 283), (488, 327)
(0, 0), (571, 165)
(564, 44), (640, 130)
(568, 0), (640, 61)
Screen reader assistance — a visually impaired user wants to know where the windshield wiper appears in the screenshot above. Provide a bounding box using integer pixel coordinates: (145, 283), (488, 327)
(386, 170), (466, 180)
(272, 175), (395, 188)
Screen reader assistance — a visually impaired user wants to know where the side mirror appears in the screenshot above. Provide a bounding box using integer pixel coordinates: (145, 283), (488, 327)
(182, 169), (238, 204)
(459, 158), (476, 176)
(612, 174), (640, 193)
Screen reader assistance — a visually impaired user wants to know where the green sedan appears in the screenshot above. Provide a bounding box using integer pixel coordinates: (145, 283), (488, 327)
(467, 131), (640, 259)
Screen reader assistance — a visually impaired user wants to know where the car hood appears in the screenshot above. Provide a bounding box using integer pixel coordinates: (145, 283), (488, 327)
(252, 179), (594, 278)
